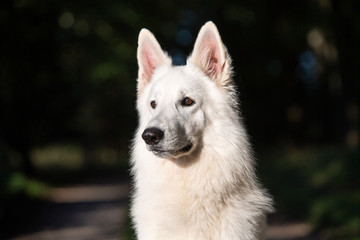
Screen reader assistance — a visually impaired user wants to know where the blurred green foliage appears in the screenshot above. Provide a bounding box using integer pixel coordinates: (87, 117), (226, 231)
(0, 170), (48, 237)
(259, 146), (360, 238)
(6, 172), (48, 197)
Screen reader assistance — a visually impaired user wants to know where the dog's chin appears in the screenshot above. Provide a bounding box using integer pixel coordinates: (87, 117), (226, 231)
(148, 143), (194, 159)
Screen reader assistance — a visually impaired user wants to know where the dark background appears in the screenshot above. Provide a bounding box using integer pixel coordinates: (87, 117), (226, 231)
(0, 0), (359, 239)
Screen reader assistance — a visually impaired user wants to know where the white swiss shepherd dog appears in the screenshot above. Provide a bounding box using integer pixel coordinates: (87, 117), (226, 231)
(131, 21), (273, 240)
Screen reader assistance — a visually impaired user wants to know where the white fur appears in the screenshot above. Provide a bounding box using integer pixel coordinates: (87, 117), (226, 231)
(131, 21), (273, 240)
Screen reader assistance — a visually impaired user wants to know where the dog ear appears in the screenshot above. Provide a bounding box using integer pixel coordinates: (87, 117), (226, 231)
(188, 21), (232, 86)
(137, 29), (171, 94)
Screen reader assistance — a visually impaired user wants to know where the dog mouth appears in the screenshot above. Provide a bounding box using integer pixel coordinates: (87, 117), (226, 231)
(180, 144), (193, 152)
(150, 143), (193, 157)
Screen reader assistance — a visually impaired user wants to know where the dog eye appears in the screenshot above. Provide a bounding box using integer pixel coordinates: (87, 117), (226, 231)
(150, 100), (157, 109)
(182, 97), (195, 106)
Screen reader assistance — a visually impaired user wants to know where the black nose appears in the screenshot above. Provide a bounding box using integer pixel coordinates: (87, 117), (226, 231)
(142, 127), (164, 145)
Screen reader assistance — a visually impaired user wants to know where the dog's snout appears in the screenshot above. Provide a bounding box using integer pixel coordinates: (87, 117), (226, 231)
(142, 127), (164, 145)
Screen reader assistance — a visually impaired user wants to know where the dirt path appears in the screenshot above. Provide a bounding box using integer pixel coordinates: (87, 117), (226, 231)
(8, 179), (316, 240)
(9, 180), (130, 240)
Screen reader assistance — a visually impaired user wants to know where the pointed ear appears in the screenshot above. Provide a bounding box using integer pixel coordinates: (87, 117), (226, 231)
(188, 21), (232, 86)
(137, 29), (171, 94)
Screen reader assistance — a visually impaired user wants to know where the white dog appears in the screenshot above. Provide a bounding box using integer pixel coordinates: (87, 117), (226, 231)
(130, 21), (273, 240)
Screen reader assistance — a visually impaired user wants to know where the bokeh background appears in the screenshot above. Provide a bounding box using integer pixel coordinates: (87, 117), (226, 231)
(0, 0), (359, 239)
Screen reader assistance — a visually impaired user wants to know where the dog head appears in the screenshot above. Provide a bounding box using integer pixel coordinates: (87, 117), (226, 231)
(136, 21), (233, 159)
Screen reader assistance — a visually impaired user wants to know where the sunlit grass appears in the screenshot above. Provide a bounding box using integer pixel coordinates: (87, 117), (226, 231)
(31, 144), (84, 170)
(31, 144), (128, 170)
(28, 143), (130, 186)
